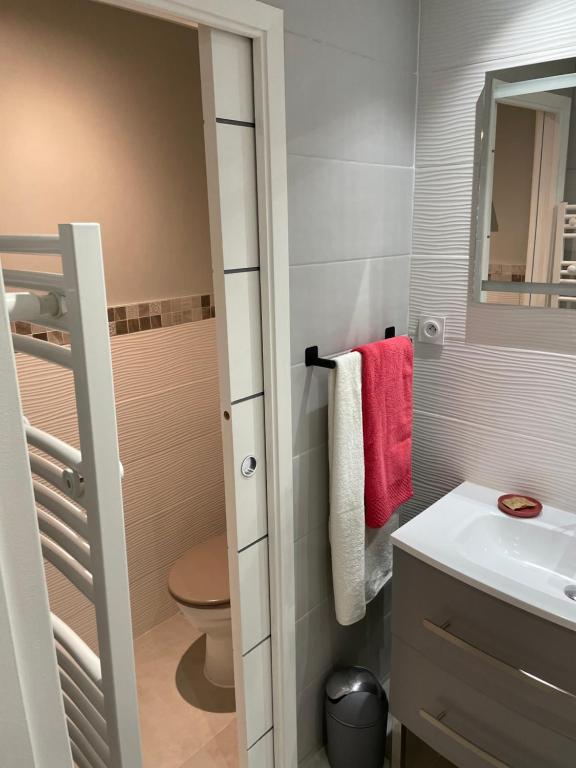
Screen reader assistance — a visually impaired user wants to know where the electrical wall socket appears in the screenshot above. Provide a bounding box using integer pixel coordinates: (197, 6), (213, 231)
(418, 314), (446, 345)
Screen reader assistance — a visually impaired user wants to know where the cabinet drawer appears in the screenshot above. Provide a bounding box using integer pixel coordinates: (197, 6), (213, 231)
(392, 639), (576, 768)
(392, 549), (576, 739)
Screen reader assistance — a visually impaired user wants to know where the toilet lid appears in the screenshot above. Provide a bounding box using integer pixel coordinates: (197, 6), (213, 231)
(168, 532), (230, 608)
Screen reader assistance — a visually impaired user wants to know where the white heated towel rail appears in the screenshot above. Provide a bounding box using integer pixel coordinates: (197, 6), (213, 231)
(553, 202), (576, 306)
(0, 224), (142, 767)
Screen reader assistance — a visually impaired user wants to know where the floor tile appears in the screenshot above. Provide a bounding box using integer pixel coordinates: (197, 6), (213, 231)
(181, 722), (239, 767)
(134, 614), (237, 768)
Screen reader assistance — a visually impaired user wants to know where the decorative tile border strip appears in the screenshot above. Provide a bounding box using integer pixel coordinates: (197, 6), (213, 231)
(488, 263), (526, 283)
(107, 294), (214, 337)
(10, 293), (215, 345)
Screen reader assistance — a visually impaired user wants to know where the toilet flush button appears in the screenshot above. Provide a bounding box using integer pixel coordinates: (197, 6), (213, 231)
(241, 455), (257, 478)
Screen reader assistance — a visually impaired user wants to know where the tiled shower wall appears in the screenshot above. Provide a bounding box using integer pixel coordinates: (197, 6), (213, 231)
(407, 0), (576, 522)
(17, 319), (225, 647)
(265, 0), (419, 762)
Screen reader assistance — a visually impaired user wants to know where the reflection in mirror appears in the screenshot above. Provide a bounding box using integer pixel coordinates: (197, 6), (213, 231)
(474, 60), (576, 309)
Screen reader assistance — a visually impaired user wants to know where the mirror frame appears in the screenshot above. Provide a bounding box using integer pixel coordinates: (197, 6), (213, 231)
(474, 70), (576, 305)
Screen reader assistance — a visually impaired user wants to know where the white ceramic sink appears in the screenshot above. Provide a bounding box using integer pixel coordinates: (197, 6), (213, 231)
(391, 482), (576, 630)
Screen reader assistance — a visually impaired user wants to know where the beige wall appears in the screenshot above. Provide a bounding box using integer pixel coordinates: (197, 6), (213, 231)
(490, 104), (536, 267)
(0, 0), (211, 305)
(18, 320), (225, 647)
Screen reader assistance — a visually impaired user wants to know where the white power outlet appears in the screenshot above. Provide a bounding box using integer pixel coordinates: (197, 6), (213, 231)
(418, 314), (446, 345)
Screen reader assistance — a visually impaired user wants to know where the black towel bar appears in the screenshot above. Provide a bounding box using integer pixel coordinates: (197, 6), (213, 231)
(305, 346), (336, 369)
(305, 327), (396, 369)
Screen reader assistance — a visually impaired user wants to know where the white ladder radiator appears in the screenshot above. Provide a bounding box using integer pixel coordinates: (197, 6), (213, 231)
(0, 224), (142, 768)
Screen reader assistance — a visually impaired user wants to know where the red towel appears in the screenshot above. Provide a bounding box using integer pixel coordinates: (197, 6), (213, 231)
(353, 337), (413, 527)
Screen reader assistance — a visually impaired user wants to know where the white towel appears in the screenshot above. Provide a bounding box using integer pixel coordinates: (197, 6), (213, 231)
(328, 352), (396, 626)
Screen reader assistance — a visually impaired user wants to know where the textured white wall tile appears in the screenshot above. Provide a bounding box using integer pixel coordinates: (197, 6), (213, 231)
(417, 58), (576, 169)
(413, 164), (474, 255)
(285, 33), (417, 166)
(116, 378), (220, 465)
(121, 431), (223, 525)
(125, 490), (225, 584)
(410, 410), (575, 516)
(414, 340), (576, 446)
(288, 156), (414, 265)
(409, 257), (469, 338)
(290, 255), (410, 365)
(466, 302), (576, 356)
(410, 1), (576, 528)
(110, 320), (219, 399)
(238, 537), (271, 654)
(217, 123), (259, 270)
(417, 67), (486, 167)
(420, 0), (576, 72)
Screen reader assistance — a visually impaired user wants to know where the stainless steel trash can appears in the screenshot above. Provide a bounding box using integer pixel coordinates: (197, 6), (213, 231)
(325, 667), (388, 768)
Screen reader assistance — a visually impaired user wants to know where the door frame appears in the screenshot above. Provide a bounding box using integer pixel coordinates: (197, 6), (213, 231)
(93, 0), (296, 764)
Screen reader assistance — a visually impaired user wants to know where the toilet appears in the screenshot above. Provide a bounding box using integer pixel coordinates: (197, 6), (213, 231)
(168, 532), (233, 688)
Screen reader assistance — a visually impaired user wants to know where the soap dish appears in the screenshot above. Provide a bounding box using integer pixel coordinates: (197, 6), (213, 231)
(498, 494), (542, 518)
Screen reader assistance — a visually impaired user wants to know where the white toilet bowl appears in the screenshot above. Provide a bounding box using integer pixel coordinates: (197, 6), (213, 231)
(176, 602), (234, 687)
(168, 532), (234, 688)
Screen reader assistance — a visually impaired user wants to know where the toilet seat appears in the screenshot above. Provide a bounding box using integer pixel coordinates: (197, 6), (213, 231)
(168, 532), (230, 608)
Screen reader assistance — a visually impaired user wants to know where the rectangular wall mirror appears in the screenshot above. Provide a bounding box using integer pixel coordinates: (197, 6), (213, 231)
(474, 59), (576, 309)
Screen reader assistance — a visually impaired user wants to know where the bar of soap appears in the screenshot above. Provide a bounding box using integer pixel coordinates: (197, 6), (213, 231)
(502, 496), (537, 511)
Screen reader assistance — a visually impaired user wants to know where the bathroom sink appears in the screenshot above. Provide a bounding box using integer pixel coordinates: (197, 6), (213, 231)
(391, 482), (576, 631)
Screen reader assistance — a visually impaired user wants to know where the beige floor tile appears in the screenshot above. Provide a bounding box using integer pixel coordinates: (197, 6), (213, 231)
(181, 722), (239, 768)
(135, 614), (237, 768)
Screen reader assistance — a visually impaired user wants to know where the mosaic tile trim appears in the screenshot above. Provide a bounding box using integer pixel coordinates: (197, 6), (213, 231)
(11, 294), (215, 346)
(488, 263), (526, 282)
(107, 294), (214, 337)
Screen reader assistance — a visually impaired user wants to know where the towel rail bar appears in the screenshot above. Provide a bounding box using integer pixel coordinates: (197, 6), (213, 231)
(0, 235), (61, 254)
(67, 721), (108, 768)
(59, 670), (108, 742)
(41, 535), (94, 601)
(305, 326), (398, 369)
(25, 423), (82, 472)
(37, 508), (91, 570)
(3, 224), (141, 765)
(56, 645), (105, 716)
(52, 614), (102, 688)
(13, 333), (73, 369)
(30, 455), (84, 502)
(34, 481), (88, 537)
(62, 694), (110, 765)
(2, 268), (65, 292)
(69, 738), (94, 768)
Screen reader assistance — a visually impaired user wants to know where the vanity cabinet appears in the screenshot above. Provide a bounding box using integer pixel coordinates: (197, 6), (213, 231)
(390, 549), (576, 768)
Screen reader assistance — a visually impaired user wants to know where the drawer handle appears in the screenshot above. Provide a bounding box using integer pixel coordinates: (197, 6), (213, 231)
(419, 709), (510, 768)
(423, 618), (574, 700)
